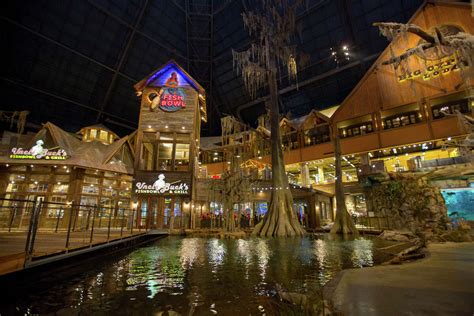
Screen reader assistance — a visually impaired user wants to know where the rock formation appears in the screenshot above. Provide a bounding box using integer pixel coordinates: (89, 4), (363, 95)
(365, 173), (450, 235)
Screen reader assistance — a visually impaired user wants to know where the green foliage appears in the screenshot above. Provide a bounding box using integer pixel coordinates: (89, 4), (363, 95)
(385, 180), (403, 202)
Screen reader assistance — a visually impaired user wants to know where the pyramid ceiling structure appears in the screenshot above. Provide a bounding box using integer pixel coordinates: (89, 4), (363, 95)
(2, 0), (428, 137)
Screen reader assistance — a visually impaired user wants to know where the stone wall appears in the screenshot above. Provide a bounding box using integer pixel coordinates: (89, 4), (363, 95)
(365, 173), (450, 233)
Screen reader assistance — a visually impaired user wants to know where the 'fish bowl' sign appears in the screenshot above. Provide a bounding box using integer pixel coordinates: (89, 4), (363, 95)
(10, 140), (68, 160)
(135, 174), (189, 195)
(158, 72), (186, 112)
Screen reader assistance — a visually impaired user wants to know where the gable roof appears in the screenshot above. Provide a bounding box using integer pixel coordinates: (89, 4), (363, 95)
(133, 59), (205, 93)
(288, 109), (331, 130)
(331, 1), (473, 123)
(0, 122), (134, 174)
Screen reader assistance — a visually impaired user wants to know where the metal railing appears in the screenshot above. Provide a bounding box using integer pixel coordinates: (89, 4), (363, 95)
(0, 198), (146, 267)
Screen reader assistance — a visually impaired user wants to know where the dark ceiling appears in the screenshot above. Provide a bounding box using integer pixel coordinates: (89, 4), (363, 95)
(2, 0), (424, 137)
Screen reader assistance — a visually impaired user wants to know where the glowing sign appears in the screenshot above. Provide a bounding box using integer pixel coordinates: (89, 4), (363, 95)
(10, 140), (68, 160)
(149, 71), (186, 112)
(397, 57), (459, 82)
(134, 173), (190, 195)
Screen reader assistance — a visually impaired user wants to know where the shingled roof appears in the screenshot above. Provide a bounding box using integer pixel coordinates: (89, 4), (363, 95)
(0, 122), (134, 174)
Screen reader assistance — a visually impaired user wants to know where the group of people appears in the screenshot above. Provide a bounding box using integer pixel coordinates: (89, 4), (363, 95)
(199, 211), (267, 229)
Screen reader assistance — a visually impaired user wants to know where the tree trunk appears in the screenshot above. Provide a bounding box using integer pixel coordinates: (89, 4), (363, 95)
(252, 71), (305, 237)
(224, 205), (235, 232)
(330, 131), (358, 235)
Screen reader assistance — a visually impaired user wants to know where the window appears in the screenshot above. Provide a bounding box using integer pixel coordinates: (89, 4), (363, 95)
(339, 121), (373, 138)
(139, 132), (192, 171)
(52, 183), (69, 193)
(90, 129), (97, 139)
(304, 125), (330, 146)
(320, 201), (330, 220)
(158, 142), (173, 170)
(99, 130), (109, 142)
(84, 176), (100, 184)
(28, 183), (48, 192)
(47, 196), (67, 218)
(175, 143), (190, 171)
(80, 196), (98, 206)
(82, 183), (99, 195)
(383, 111), (421, 129)
(432, 99), (469, 119)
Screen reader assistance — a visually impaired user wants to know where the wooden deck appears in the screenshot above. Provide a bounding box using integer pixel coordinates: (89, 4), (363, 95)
(0, 229), (168, 275)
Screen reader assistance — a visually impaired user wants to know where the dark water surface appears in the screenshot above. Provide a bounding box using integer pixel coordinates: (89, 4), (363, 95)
(1, 235), (394, 315)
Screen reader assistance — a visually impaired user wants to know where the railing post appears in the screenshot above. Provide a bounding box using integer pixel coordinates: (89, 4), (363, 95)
(85, 207), (91, 230)
(120, 208), (126, 237)
(72, 205), (79, 232)
(65, 202), (75, 250)
(8, 206), (17, 232)
(54, 207), (61, 232)
(107, 207), (112, 242)
(98, 209), (103, 228)
(130, 208), (135, 236)
(89, 204), (97, 246)
(24, 200), (42, 266)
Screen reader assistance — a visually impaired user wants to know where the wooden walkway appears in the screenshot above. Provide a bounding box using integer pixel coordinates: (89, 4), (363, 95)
(0, 229), (167, 275)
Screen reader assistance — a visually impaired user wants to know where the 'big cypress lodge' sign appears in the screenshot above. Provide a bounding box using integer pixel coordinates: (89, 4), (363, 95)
(397, 57), (459, 82)
(10, 140), (68, 160)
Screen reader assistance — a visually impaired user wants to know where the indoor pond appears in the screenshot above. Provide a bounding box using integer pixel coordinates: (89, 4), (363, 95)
(1, 235), (395, 315)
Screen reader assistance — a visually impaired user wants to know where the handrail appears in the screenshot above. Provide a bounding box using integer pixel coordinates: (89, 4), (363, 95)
(0, 197), (146, 269)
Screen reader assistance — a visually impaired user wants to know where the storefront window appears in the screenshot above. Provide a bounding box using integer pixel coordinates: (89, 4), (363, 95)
(28, 183), (48, 192)
(80, 196), (98, 206)
(140, 200), (148, 226)
(6, 182), (20, 192)
(82, 184), (99, 195)
(47, 195), (67, 218)
(52, 183), (68, 193)
(174, 199), (181, 216)
(102, 187), (117, 197)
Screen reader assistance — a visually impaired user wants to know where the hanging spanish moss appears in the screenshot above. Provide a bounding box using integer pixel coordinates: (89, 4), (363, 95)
(233, 0), (305, 237)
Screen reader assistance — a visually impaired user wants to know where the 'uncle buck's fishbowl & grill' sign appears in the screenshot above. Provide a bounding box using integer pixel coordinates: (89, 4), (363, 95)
(133, 173), (190, 195)
(10, 140), (68, 160)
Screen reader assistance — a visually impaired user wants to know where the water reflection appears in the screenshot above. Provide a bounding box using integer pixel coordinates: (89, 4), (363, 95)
(3, 235), (394, 315)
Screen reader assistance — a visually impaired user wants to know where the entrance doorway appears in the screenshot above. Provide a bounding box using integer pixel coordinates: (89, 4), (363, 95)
(137, 197), (184, 229)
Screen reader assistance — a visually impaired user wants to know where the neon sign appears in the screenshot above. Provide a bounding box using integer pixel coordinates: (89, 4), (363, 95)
(134, 174), (189, 195)
(149, 71), (186, 112)
(397, 57), (459, 82)
(10, 140), (68, 160)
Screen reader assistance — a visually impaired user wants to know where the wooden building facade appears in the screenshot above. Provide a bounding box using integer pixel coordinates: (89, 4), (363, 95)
(131, 60), (207, 229)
